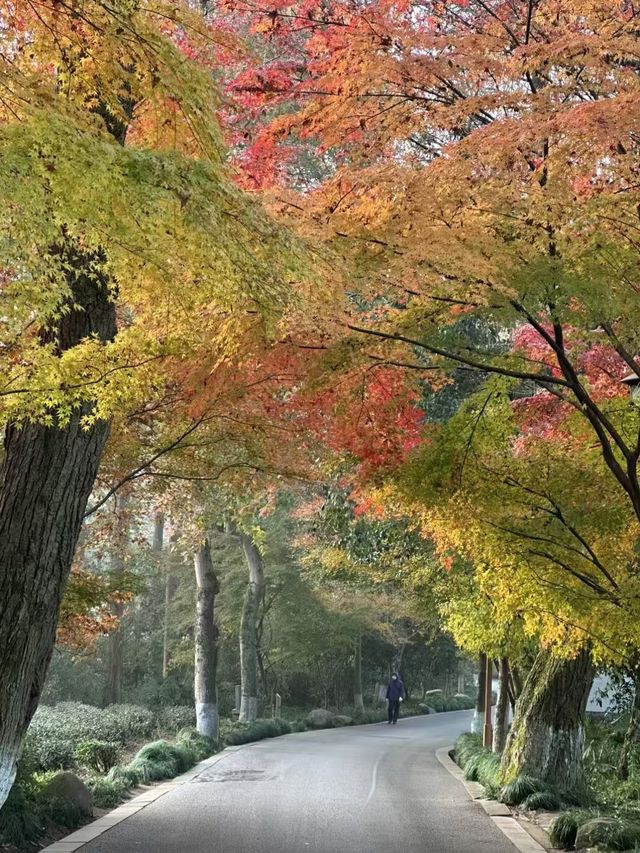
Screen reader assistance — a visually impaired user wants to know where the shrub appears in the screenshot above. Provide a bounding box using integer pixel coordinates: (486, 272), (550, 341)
(26, 703), (158, 770)
(575, 816), (640, 851)
(176, 729), (215, 761)
(549, 811), (581, 849)
(40, 796), (86, 829)
(223, 719), (292, 746)
(521, 790), (562, 811)
(130, 741), (181, 780)
(75, 740), (121, 774)
(500, 775), (545, 806)
(100, 705), (157, 741)
(106, 765), (141, 788)
(36, 739), (76, 771)
(157, 706), (196, 733)
(88, 777), (129, 809)
(128, 739), (198, 782)
(0, 782), (43, 846)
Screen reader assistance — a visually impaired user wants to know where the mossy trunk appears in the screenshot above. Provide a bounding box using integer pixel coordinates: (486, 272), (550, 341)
(194, 539), (219, 739)
(493, 658), (510, 754)
(239, 533), (265, 722)
(501, 647), (594, 789)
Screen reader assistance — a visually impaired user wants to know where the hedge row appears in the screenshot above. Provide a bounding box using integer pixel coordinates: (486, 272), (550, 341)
(25, 703), (196, 771)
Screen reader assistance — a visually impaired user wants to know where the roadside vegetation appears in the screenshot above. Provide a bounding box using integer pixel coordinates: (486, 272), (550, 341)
(455, 706), (640, 853)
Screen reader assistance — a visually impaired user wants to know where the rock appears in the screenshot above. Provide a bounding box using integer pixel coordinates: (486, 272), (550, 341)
(575, 817), (640, 850)
(424, 689), (443, 698)
(306, 709), (336, 729)
(40, 771), (93, 816)
(333, 715), (353, 727)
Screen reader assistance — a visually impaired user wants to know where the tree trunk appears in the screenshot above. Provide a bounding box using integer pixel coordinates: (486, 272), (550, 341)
(353, 636), (365, 713)
(152, 511), (171, 680)
(493, 658), (510, 754)
(194, 539), (219, 739)
(501, 646), (594, 789)
(106, 493), (130, 706)
(618, 671), (640, 781)
(472, 652), (487, 735)
(239, 532), (265, 722)
(0, 256), (116, 807)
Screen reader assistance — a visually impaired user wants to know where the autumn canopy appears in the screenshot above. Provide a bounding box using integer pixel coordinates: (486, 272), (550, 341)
(1, 0), (640, 821)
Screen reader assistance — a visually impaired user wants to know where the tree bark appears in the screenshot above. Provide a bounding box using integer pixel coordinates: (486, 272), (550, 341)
(106, 492), (130, 706)
(501, 646), (594, 789)
(472, 652), (487, 734)
(194, 539), (219, 739)
(152, 511), (171, 680)
(0, 256), (116, 807)
(238, 532), (265, 722)
(493, 658), (510, 754)
(353, 636), (365, 714)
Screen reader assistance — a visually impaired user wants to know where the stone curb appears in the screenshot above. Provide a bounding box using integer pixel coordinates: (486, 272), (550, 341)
(435, 746), (547, 853)
(40, 748), (236, 852)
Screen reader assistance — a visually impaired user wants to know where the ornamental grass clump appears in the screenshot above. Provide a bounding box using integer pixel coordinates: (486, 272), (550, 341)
(128, 740), (196, 782)
(575, 816), (640, 851)
(521, 790), (562, 811)
(500, 775), (545, 806)
(548, 811), (588, 849)
(224, 719), (292, 746)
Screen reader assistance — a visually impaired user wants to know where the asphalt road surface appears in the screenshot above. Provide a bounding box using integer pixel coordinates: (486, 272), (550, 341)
(82, 710), (517, 853)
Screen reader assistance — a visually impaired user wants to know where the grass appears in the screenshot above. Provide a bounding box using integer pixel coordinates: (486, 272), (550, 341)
(521, 790), (562, 811)
(549, 810), (583, 848)
(500, 775), (545, 806)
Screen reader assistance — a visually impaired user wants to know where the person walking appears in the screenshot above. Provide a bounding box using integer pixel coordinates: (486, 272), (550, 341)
(386, 672), (406, 724)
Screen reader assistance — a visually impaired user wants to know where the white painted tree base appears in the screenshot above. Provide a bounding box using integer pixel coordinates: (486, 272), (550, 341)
(239, 696), (258, 722)
(196, 703), (219, 740)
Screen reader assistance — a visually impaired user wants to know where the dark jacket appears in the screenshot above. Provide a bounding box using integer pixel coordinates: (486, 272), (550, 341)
(386, 675), (406, 701)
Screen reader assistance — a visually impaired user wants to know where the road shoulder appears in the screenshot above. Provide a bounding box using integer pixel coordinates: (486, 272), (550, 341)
(435, 747), (549, 853)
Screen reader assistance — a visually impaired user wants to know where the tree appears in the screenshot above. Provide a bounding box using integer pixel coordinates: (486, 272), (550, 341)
(0, 0), (308, 806)
(502, 647), (594, 789)
(194, 539), (220, 739)
(238, 529), (266, 721)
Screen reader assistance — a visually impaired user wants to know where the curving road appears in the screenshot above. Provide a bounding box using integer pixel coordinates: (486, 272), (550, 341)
(80, 710), (517, 853)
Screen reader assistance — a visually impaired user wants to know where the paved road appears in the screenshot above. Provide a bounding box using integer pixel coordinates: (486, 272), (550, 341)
(83, 710), (516, 853)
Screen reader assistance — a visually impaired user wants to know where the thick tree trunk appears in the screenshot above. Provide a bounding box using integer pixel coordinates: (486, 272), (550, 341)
(239, 532), (265, 722)
(493, 658), (510, 754)
(194, 539), (219, 739)
(0, 258), (116, 807)
(472, 652), (487, 734)
(353, 636), (365, 713)
(501, 646), (594, 789)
